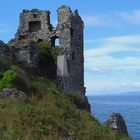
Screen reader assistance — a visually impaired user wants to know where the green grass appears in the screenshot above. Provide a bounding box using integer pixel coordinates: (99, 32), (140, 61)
(0, 78), (131, 140)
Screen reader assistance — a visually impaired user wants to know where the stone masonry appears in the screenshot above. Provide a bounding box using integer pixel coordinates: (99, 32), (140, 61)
(56, 6), (85, 96)
(15, 9), (54, 41)
(15, 6), (86, 97)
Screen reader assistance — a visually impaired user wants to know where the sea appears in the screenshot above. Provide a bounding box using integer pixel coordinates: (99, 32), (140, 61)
(88, 95), (140, 140)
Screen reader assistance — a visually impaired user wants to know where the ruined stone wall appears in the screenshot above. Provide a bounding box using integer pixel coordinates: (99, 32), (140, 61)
(15, 6), (85, 96)
(57, 6), (85, 96)
(15, 9), (53, 41)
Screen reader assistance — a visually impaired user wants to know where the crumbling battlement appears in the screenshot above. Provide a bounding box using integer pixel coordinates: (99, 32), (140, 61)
(15, 8), (53, 41)
(15, 5), (86, 98)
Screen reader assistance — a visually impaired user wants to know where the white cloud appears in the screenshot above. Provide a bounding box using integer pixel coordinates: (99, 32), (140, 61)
(118, 82), (140, 90)
(85, 34), (140, 45)
(132, 82), (140, 88)
(85, 45), (140, 57)
(119, 10), (140, 24)
(85, 56), (140, 70)
(86, 67), (106, 74)
(85, 80), (117, 91)
(82, 15), (120, 27)
(85, 35), (140, 71)
(83, 9), (140, 27)
(86, 79), (140, 95)
(84, 35), (140, 94)
(83, 10), (140, 94)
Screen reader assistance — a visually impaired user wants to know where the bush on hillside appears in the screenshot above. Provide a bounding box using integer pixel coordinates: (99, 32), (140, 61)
(0, 66), (17, 89)
(0, 54), (13, 77)
(0, 66), (30, 92)
(37, 41), (59, 64)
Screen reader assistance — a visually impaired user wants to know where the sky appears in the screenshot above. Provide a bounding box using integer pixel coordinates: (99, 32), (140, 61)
(0, 0), (140, 95)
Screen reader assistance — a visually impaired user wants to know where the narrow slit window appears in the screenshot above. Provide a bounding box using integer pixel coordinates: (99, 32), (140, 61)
(71, 28), (74, 37)
(72, 52), (75, 60)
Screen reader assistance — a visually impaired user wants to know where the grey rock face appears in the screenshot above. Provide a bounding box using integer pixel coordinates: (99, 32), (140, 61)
(105, 113), (128, 136)
(13, 43), (39, 69)
(0, 40), (9, 53)
(83, 96), (91, 112)
(0, 40), (6, 47)
(14, 67), (30, 92)
(66, 133), (73, 140)
(0, 88), (28, 101)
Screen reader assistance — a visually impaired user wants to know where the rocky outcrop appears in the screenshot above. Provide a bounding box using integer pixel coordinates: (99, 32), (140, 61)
(105, 113), (128, 136)
(0, 88), (28, 102)
(0, 40), (10, 54)
(0, 40), (6, 47)
(66, 133), (73, 140)
(79, 96), (91, 112)
(12, 40), (39, 69)
(84, 96), (91, 112)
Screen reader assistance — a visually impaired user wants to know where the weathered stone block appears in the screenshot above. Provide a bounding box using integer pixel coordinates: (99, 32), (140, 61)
(57, 55), (68, 77)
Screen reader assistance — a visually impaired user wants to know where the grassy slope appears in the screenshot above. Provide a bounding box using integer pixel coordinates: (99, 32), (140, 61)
(0, 79), (131, 140)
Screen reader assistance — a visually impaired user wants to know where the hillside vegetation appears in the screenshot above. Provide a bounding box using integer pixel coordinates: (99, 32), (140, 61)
(0, 41), (131, 140)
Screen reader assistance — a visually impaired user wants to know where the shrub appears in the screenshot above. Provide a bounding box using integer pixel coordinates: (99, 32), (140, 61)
(7, 39), (15, 47)
(37, 41), (59, 64)
(0, 66), (29, 92)
(0, 66), (17, 89)
(0, 54), (12, 76)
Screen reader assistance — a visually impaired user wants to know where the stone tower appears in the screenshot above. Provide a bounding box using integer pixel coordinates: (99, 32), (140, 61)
(15, 6), (86, 96)
(56, 6), (85, 96)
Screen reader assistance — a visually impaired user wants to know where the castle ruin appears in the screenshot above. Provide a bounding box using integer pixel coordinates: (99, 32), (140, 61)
(15, 6), (85, 96)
